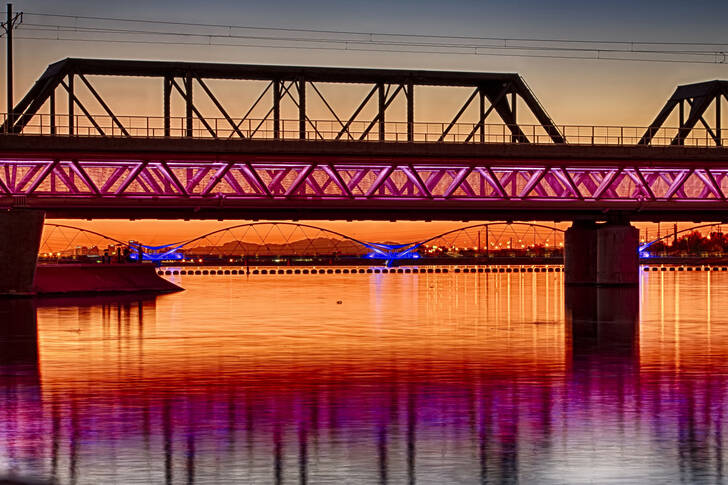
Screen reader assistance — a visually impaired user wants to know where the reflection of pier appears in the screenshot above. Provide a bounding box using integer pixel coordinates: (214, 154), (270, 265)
(566, 286), (640, 361)
(0, 299), (42, 484)
(1, 281), (728, 483)
(0, 299), (39, 370)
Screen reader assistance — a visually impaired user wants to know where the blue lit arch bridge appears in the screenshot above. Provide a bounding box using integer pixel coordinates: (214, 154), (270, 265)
(38, 222), (567, 265)
(639, 222), (728, 257)
(39, 223), (136, 260)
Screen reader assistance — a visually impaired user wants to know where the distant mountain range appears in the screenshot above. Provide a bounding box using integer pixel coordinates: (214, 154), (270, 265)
(183, 237), (372, 256)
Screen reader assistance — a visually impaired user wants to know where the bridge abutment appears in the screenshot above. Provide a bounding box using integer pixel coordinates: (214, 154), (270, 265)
(0, 210), (45, 296)
(565, 220), (638, 286)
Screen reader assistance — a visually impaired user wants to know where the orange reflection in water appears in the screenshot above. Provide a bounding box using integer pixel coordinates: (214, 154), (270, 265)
(639, 270), (728, 374)
(36, 272), (566, 395)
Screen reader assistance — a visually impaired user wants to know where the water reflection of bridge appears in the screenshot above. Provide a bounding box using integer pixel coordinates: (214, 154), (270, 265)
(2, 275), (728, 483)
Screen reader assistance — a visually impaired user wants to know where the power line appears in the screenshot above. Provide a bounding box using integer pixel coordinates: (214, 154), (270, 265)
(10, 11), (728, 65)
(18, 24), (726, 57)
(20, 11), (728, 48)
(15, 33), (726, 65)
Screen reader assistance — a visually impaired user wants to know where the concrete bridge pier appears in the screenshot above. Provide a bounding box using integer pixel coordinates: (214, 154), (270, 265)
(565, 219), (639, 286)
(564, 220), (598, 285)
(0, 209), (45, 296)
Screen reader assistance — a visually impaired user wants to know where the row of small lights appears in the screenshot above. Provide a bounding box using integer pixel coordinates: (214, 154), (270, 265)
(639, 234), (719, 243)
(424, 242), (563, 251)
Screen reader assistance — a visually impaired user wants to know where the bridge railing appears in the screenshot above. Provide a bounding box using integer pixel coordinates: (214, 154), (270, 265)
(2, 113), (726, 147)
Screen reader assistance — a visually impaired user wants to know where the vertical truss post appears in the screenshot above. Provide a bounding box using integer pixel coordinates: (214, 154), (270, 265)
(163, 76), (171, 137)
(298, 78), (306, 140)
(378, 83), (386, 141)
(68, 73), (74, 136)
(510, 91), (518, 143)
(406, 82), (414, 142)
(184, 74), (193, 137)
(677, 99), (686, 146)
(717, 97), (722, 146)
(479, 89), (485, 143)
(49, 90), (55, 135)
(4, 4), (9, 132)
(679, 99), (684, 126)
(273, 80), (281, 139)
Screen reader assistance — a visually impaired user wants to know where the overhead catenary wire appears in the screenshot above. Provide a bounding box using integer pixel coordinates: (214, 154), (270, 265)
(14, 33), (726, 65)
(6, 11), (728, 64)
(18, 12), (728, 48)
(17, 23), (727, 57)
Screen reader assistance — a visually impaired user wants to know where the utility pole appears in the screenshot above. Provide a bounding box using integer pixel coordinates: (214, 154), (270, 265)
(485, 226), (489, 259)
(1, 3), (22, 133)
(673, 223), (678, 247)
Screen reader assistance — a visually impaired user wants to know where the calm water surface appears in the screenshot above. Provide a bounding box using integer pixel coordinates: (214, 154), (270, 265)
(1, 269), (728, 484)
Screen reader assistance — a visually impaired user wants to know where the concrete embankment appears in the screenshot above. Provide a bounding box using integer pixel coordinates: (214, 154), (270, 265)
(34, 263), (182, 295)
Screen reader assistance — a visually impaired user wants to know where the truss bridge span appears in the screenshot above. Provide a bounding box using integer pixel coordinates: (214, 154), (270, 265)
(2, 59), (728, 293)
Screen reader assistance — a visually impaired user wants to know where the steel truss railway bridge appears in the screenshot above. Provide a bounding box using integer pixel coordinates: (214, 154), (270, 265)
(0, 58), (727, 293)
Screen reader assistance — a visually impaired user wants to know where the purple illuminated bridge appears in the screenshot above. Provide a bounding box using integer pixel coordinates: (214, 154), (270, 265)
(0, 58), (727, 293)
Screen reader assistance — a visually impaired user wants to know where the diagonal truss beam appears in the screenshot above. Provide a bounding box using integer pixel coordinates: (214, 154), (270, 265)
(70, 160), (101, 195)
(481, 83), (530, 143)
(681, 97), (721, 145)
(250, 81), (295, 138)
(701, 169), (725, 201)
(358, 84), (405, 141)
(195, 77), (245, 139)
(278, 82), (324, 140)
(335, 84), (379, 140)
(60, 79), (106, 136)
(464, 85), (511, 143)
(169, 78), (217, 138)
(311, 82), (351, 140)
(672, 97), (715, 145)
(230, 81), (273, 137)
(439, 88), (479, 142)
(77, 74), (130, 137)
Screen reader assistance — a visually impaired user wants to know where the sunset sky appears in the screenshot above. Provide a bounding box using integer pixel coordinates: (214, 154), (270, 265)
(10, 0), (728, 243)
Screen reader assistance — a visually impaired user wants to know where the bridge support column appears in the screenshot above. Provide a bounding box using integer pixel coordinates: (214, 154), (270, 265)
(564, 220), (598, 285)
(565, 220), (638, 286)
(596, 221), (639, 286)
(0, 210), (45, 296)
